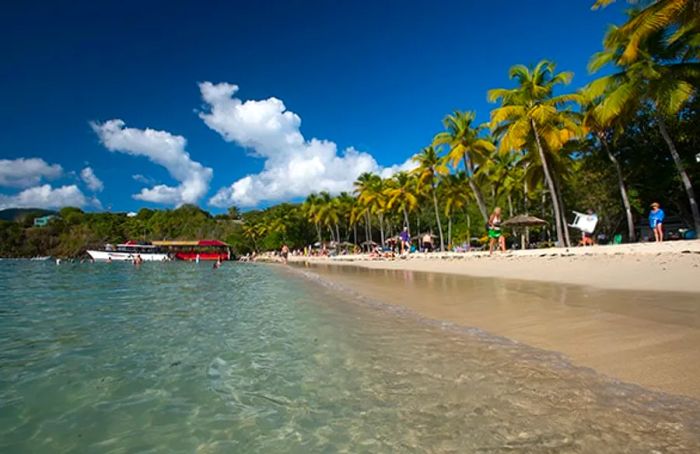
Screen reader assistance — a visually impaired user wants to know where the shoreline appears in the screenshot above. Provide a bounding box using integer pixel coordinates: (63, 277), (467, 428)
(286, 240), (700, 293)
(288, 262), (700, 400)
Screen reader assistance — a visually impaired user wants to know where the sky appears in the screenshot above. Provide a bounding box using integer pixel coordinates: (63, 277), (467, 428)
(0, 0), (627, 213)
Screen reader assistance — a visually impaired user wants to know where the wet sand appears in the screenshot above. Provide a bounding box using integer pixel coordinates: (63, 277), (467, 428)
(296, 264), (700, 400)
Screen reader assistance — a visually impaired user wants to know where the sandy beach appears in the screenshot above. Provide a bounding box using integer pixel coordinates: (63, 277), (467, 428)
(286, 240), (700, 399)
(289, 240), (700, 293)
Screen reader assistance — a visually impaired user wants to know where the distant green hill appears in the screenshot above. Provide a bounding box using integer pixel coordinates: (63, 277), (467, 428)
(0, 208), (57, 222)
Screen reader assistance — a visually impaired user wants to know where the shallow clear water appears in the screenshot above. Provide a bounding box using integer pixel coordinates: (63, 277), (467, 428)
(1, 261), (699, 453)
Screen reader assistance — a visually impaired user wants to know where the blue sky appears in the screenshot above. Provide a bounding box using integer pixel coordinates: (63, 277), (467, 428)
(0, 0), (626, 213)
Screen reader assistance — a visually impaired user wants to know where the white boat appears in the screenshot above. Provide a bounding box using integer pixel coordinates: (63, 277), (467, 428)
(87, 242), (169, 262)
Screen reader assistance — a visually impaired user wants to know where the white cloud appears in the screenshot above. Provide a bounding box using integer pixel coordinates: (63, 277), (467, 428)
(132, 174), (156, 185)
(91, 119), (213, 206)
(0, 158), (63, 188)
(80, 167), (104, 192)
(0, 184), (92, 210)
(199, 82), (413, 207)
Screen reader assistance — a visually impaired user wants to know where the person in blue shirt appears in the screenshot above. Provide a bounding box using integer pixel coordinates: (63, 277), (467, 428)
(649, 202), (665, 242)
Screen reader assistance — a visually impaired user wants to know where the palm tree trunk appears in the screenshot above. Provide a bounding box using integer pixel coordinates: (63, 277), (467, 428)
(402, 207), (410, 231)
(353, 224), (358, 245)
(599, 133), (635, 241)
(379, 214), (385, 247)
(507, 194), (513, 217)
(462, 154), (489, 222)
(523, 179), (529, 249)
(448, 216), (452, 250)
(531, 119), (566, 247)
(466, 212), (471, 242)
(657, 116), (700, 233)
(431, 186), (445, 251)
(365, 210), (373, 243)
(315, 222), (322, 245)
(553, 175), (572, 247)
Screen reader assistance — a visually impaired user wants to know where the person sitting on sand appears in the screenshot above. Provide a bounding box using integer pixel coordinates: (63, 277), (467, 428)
(422, 233), (433, 253)
(649, 202), (665, 242)
(488, 207), (506, 255)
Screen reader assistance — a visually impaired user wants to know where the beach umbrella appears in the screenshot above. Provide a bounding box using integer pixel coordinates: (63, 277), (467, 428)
(501, 214), (548, 227)
(501, 215), (547, 250)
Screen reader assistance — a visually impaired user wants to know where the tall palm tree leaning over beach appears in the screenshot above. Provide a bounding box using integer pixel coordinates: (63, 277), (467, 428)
(412, 146), (448, 251)
(488, 60), (584, 247)
(581, 86), (637, 241)
(433, 111), (494, 223)
(588, 23), (700, 232)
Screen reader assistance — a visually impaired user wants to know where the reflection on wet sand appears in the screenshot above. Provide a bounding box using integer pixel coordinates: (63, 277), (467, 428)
(301, 263), (700, 399)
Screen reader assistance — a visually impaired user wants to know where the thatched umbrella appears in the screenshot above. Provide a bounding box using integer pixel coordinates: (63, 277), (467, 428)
(501, 215), (547, 250)
(501, 214), (548, 227)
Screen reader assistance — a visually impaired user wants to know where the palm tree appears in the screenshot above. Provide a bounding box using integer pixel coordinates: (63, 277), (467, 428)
(581, 89), (637, 241)
(588, 27), (700, 232)
(441, 172), (470, 249)
(355, 173), (388, 246)
(316, 191), (339, 242)
(488, 60), (584, 247)
(433, 111), (494, 222)
(354, 172), (376, 244)
(593, 0), (700, 63)
(412, 146), (449, 251)
(335, 192), (356, 242)
(302, 193), (323, 244)
(385, 171), (419, 231)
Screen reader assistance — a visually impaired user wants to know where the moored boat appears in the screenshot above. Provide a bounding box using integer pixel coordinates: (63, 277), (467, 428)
(87, 241), (169, 262)
(151, 240), (232, 261)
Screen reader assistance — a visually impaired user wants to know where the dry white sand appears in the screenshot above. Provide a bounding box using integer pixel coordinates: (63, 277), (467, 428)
(288, 240), (700, 293)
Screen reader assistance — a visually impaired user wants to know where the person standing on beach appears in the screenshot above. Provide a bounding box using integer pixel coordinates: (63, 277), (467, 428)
(399, 227), (410, 255)
(488, 207), (506, 255)
(281, 244), (289, 264)
(649, 202), (665, 242)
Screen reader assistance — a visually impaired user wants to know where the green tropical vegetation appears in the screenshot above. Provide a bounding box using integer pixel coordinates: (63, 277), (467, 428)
(1, 1), (698, 257)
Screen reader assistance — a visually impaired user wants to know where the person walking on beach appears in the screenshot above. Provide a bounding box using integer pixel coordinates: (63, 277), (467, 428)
(649, 202), (665, 242)
(488, 207), (506, 255)
(399, 227), (410, 255)
(281, 244), (289, 264)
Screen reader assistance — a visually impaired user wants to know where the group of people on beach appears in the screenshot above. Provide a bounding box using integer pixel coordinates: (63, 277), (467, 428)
(271, 201), (671, 262)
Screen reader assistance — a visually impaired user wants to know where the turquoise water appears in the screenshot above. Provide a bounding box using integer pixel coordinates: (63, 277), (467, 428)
(1, 261), (699, 453)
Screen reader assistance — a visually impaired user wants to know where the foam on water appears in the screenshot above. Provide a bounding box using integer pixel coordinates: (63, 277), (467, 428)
(1, 261), (699, 453)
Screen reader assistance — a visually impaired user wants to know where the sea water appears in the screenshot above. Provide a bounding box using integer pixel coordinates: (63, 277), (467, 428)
(1, 261), (699, 453)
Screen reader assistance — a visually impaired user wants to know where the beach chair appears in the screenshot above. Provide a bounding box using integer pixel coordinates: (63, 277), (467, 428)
(569, 211), (598, 234)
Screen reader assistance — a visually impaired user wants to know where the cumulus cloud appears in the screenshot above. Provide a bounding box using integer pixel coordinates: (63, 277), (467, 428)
(0, 158), (63, 188)
(198, 82), (414, 207)
(91, 120), (212, 206)
(80, 167), (104, 192)
(0, 184), (93, 210)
